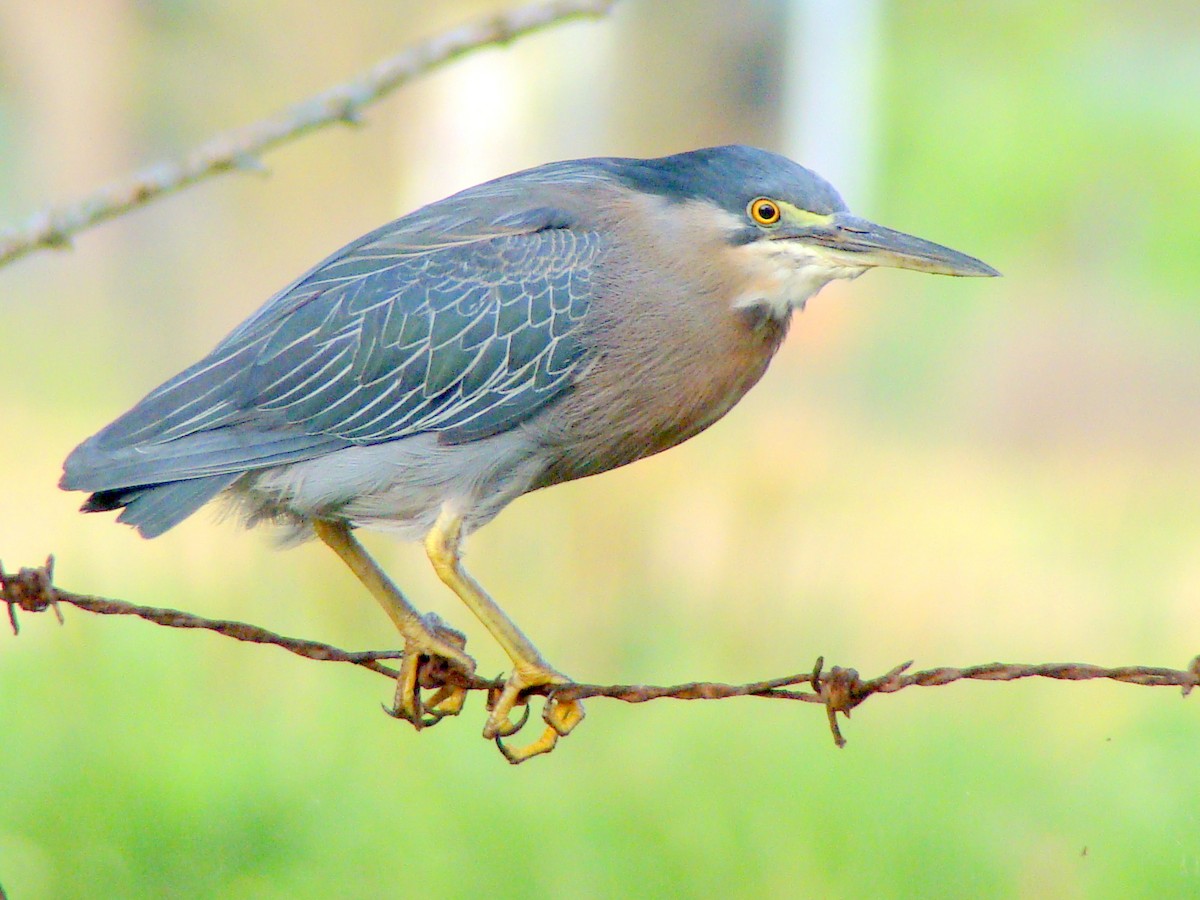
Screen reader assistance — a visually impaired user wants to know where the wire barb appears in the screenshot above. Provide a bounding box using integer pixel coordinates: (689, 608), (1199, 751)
(1, 555), (62, 634)
(4, 556), (1197, 749)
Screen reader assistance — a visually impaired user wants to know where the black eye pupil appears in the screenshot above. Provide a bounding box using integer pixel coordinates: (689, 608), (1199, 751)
(757, 202), (776, 221)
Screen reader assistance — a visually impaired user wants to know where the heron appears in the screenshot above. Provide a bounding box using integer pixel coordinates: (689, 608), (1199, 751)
(61, 145), (998, 762)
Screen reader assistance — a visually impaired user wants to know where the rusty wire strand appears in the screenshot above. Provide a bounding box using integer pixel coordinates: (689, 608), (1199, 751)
(0, 0), (618, 269)
(3, 556), (1197, 749)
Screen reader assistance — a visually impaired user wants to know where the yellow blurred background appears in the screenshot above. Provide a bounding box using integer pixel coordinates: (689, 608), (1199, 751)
(2, 1), (1198, 896)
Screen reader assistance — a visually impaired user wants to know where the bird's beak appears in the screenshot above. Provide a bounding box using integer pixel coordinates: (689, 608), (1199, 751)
(782, 213), (1000, 277)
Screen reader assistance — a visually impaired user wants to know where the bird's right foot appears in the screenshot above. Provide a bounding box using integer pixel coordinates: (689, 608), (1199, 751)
(486, 660), (585, 764)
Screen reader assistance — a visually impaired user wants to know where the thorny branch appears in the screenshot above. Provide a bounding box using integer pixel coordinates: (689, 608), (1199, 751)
(0, 0), (618, 269)
(4, 556), (1197, 749)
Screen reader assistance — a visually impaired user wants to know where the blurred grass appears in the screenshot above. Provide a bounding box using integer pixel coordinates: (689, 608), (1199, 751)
(3, 1), (1200, 897)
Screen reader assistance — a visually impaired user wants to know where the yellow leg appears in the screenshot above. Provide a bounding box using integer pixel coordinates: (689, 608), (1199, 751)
(314, 518), (474, 728)
(424, 505), (585, 763)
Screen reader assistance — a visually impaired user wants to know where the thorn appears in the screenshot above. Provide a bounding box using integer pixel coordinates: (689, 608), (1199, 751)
(485, 672), (507, 711)
(826, 703), (847, 748)
(42, 230), (73, 250)
(812, 661), (863, 749)
(44, 555), (63, 625)
(1184, 656), (1200, 698)
(337, 104), (365, 126)
(231, 154), (269, 175)
(2, 559), (18, 636)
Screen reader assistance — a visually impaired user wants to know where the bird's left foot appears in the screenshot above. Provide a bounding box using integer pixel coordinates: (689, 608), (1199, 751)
(486, 661), (585, 764)
(385, 613), (474, 729)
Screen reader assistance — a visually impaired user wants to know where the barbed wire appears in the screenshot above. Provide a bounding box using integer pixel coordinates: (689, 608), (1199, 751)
(4, 556), (1197, 751)
(0, 0), (618, 269)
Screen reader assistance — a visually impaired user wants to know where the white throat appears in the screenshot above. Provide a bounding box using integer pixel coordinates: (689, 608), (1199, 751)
(732, 240), (866, 320)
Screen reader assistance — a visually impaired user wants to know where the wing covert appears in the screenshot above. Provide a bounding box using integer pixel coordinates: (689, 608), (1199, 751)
(240, 225), (602, 444)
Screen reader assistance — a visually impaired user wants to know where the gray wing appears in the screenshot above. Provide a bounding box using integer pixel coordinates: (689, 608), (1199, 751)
(242, 223), (598, 444)
(62, 208), (603, 534)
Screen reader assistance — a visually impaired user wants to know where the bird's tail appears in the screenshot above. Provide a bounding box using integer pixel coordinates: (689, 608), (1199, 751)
(78, 474), (239, 539)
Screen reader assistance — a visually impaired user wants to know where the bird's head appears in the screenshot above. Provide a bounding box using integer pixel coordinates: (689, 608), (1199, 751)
(611, 145), (999, 318)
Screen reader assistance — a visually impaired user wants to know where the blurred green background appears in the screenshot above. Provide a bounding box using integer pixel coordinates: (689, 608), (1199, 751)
(2, 1), (1199, 897)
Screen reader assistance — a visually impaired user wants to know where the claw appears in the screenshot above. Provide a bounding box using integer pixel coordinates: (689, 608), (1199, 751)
(496, 726), (560, 764)
(484, 668), (585, 763)
(488, 699), (532, 738)
(384, 618), (475, 730)
(495, 698), (586, 764)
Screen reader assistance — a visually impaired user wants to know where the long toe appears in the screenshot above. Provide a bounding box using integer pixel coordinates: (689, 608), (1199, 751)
(544, 693), (585, 737)
(423, 683), (468, 720)
(495, 696), (585, 764)
(387, 652), (425, 725)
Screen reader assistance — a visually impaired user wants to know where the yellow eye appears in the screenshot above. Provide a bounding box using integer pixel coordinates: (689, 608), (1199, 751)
(748, 197), (781, 226)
